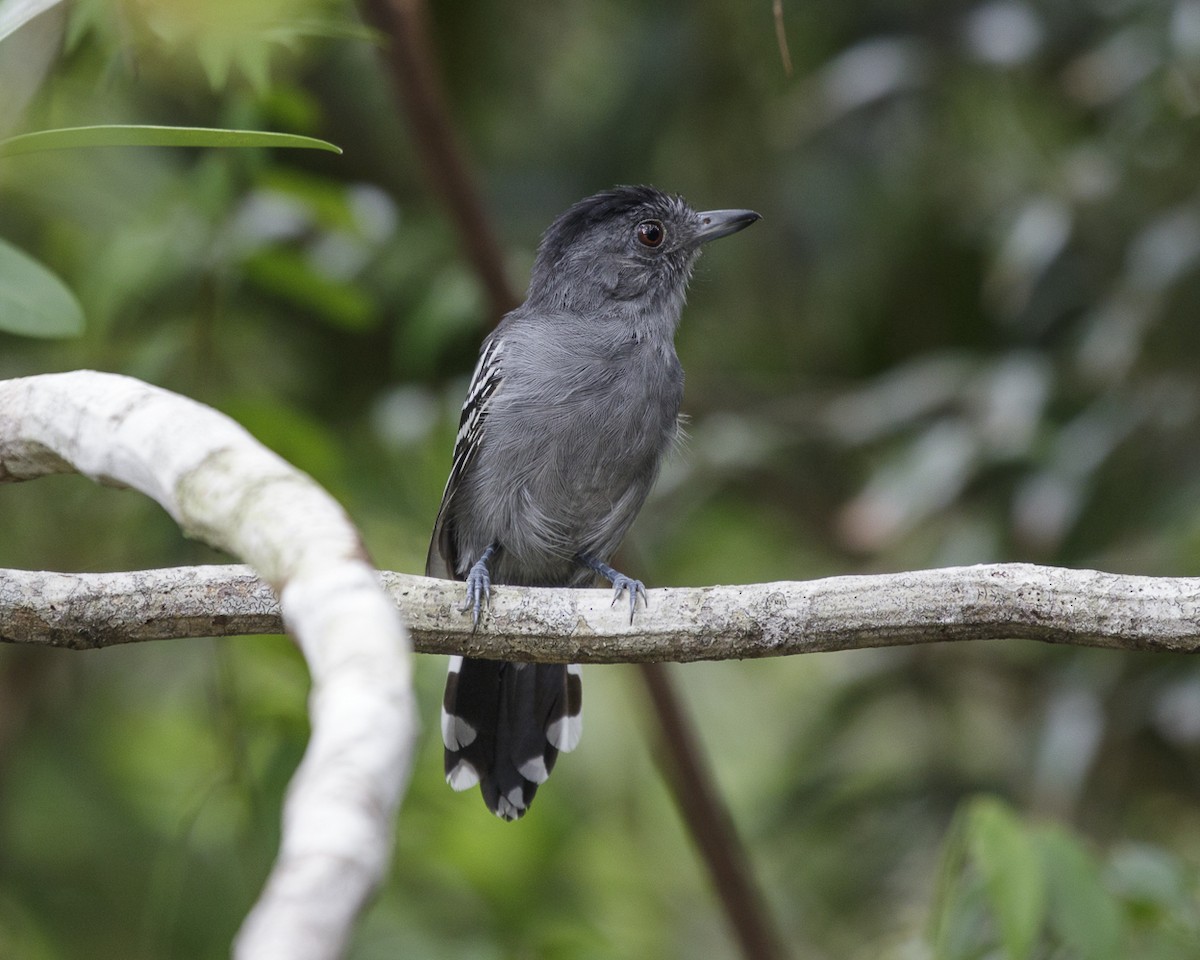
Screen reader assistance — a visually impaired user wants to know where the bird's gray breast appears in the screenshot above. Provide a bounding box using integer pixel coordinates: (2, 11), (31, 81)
(464, 327), (683, 584)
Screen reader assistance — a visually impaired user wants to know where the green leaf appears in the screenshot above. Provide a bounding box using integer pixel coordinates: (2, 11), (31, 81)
(0, 237), (84, 338)
(1038, 825), (1124, 960)
(0, 0), (64, 44)
(967, 798), (1046, 960)
(0, 125), (342, 158)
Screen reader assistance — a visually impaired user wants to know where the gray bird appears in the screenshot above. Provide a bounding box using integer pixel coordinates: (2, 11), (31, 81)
(427, 185), (760, 820)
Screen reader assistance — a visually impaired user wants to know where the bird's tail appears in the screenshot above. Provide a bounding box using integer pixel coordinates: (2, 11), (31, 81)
(442, 656), (583, 820)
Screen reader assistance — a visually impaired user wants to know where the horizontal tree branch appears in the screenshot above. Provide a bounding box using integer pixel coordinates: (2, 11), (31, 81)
(4, 562), (1199, 659)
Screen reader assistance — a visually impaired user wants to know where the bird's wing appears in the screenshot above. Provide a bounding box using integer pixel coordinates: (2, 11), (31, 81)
(425, 332), (506, 580)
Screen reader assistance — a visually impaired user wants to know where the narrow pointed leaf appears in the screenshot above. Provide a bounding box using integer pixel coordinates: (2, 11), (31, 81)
(0, 125), (341, 158)
(928, 802), (973, 957)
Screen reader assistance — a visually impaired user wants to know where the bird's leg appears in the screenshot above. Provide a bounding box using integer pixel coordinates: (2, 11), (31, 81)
(459, 542), (499, 627)
(577, 554), (647, 623)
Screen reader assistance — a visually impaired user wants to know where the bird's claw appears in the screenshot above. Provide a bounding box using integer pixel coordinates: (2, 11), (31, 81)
(458, 559), (492, 628)
(610, 574), (647, 624)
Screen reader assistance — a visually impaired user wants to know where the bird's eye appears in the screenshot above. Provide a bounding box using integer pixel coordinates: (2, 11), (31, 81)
(636, 220), (665, 248)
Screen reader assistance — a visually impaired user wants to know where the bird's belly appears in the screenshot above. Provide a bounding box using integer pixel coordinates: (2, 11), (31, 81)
(453, 337), (683, 586)
(475, 403), (674, 584)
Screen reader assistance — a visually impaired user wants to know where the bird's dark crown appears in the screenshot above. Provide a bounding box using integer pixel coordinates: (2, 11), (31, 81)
(536, 185), (691, 262)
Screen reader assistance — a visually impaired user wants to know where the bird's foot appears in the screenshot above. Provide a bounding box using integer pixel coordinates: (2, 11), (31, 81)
(578, 554), (648, 624)
(457, 544), (497, 627)
(609, 573), (647, 624)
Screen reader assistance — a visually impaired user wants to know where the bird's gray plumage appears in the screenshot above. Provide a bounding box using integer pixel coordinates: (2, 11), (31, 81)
(428, 185), (760, 820)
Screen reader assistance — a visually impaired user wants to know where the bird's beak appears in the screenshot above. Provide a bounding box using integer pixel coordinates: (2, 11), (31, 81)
(694, 209), (762, 244)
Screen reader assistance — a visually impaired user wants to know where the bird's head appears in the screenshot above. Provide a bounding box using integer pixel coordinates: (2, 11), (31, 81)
(525, 185), (760, 327)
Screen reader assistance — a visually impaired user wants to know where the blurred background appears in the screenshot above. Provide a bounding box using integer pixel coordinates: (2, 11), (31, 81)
(3, 0), (1200, 957)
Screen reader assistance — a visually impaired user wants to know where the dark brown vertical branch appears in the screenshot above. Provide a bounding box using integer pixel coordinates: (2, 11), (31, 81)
(639, 662), (792, 960)
(358, 0), (520, 321)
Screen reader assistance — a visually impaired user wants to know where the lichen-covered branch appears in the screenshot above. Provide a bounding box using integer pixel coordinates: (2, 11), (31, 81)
(4, 561), (1200, 659)
(0, 371), (416, 960)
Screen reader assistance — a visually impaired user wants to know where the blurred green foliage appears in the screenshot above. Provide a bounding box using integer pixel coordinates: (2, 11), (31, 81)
(931, 796), (1200, 959)
(4, 0), (1200, 957)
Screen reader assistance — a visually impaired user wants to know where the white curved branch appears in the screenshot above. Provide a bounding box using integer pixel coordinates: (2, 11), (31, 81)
(0, 371), (415, 960)
(4, 562), (1200, 659)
